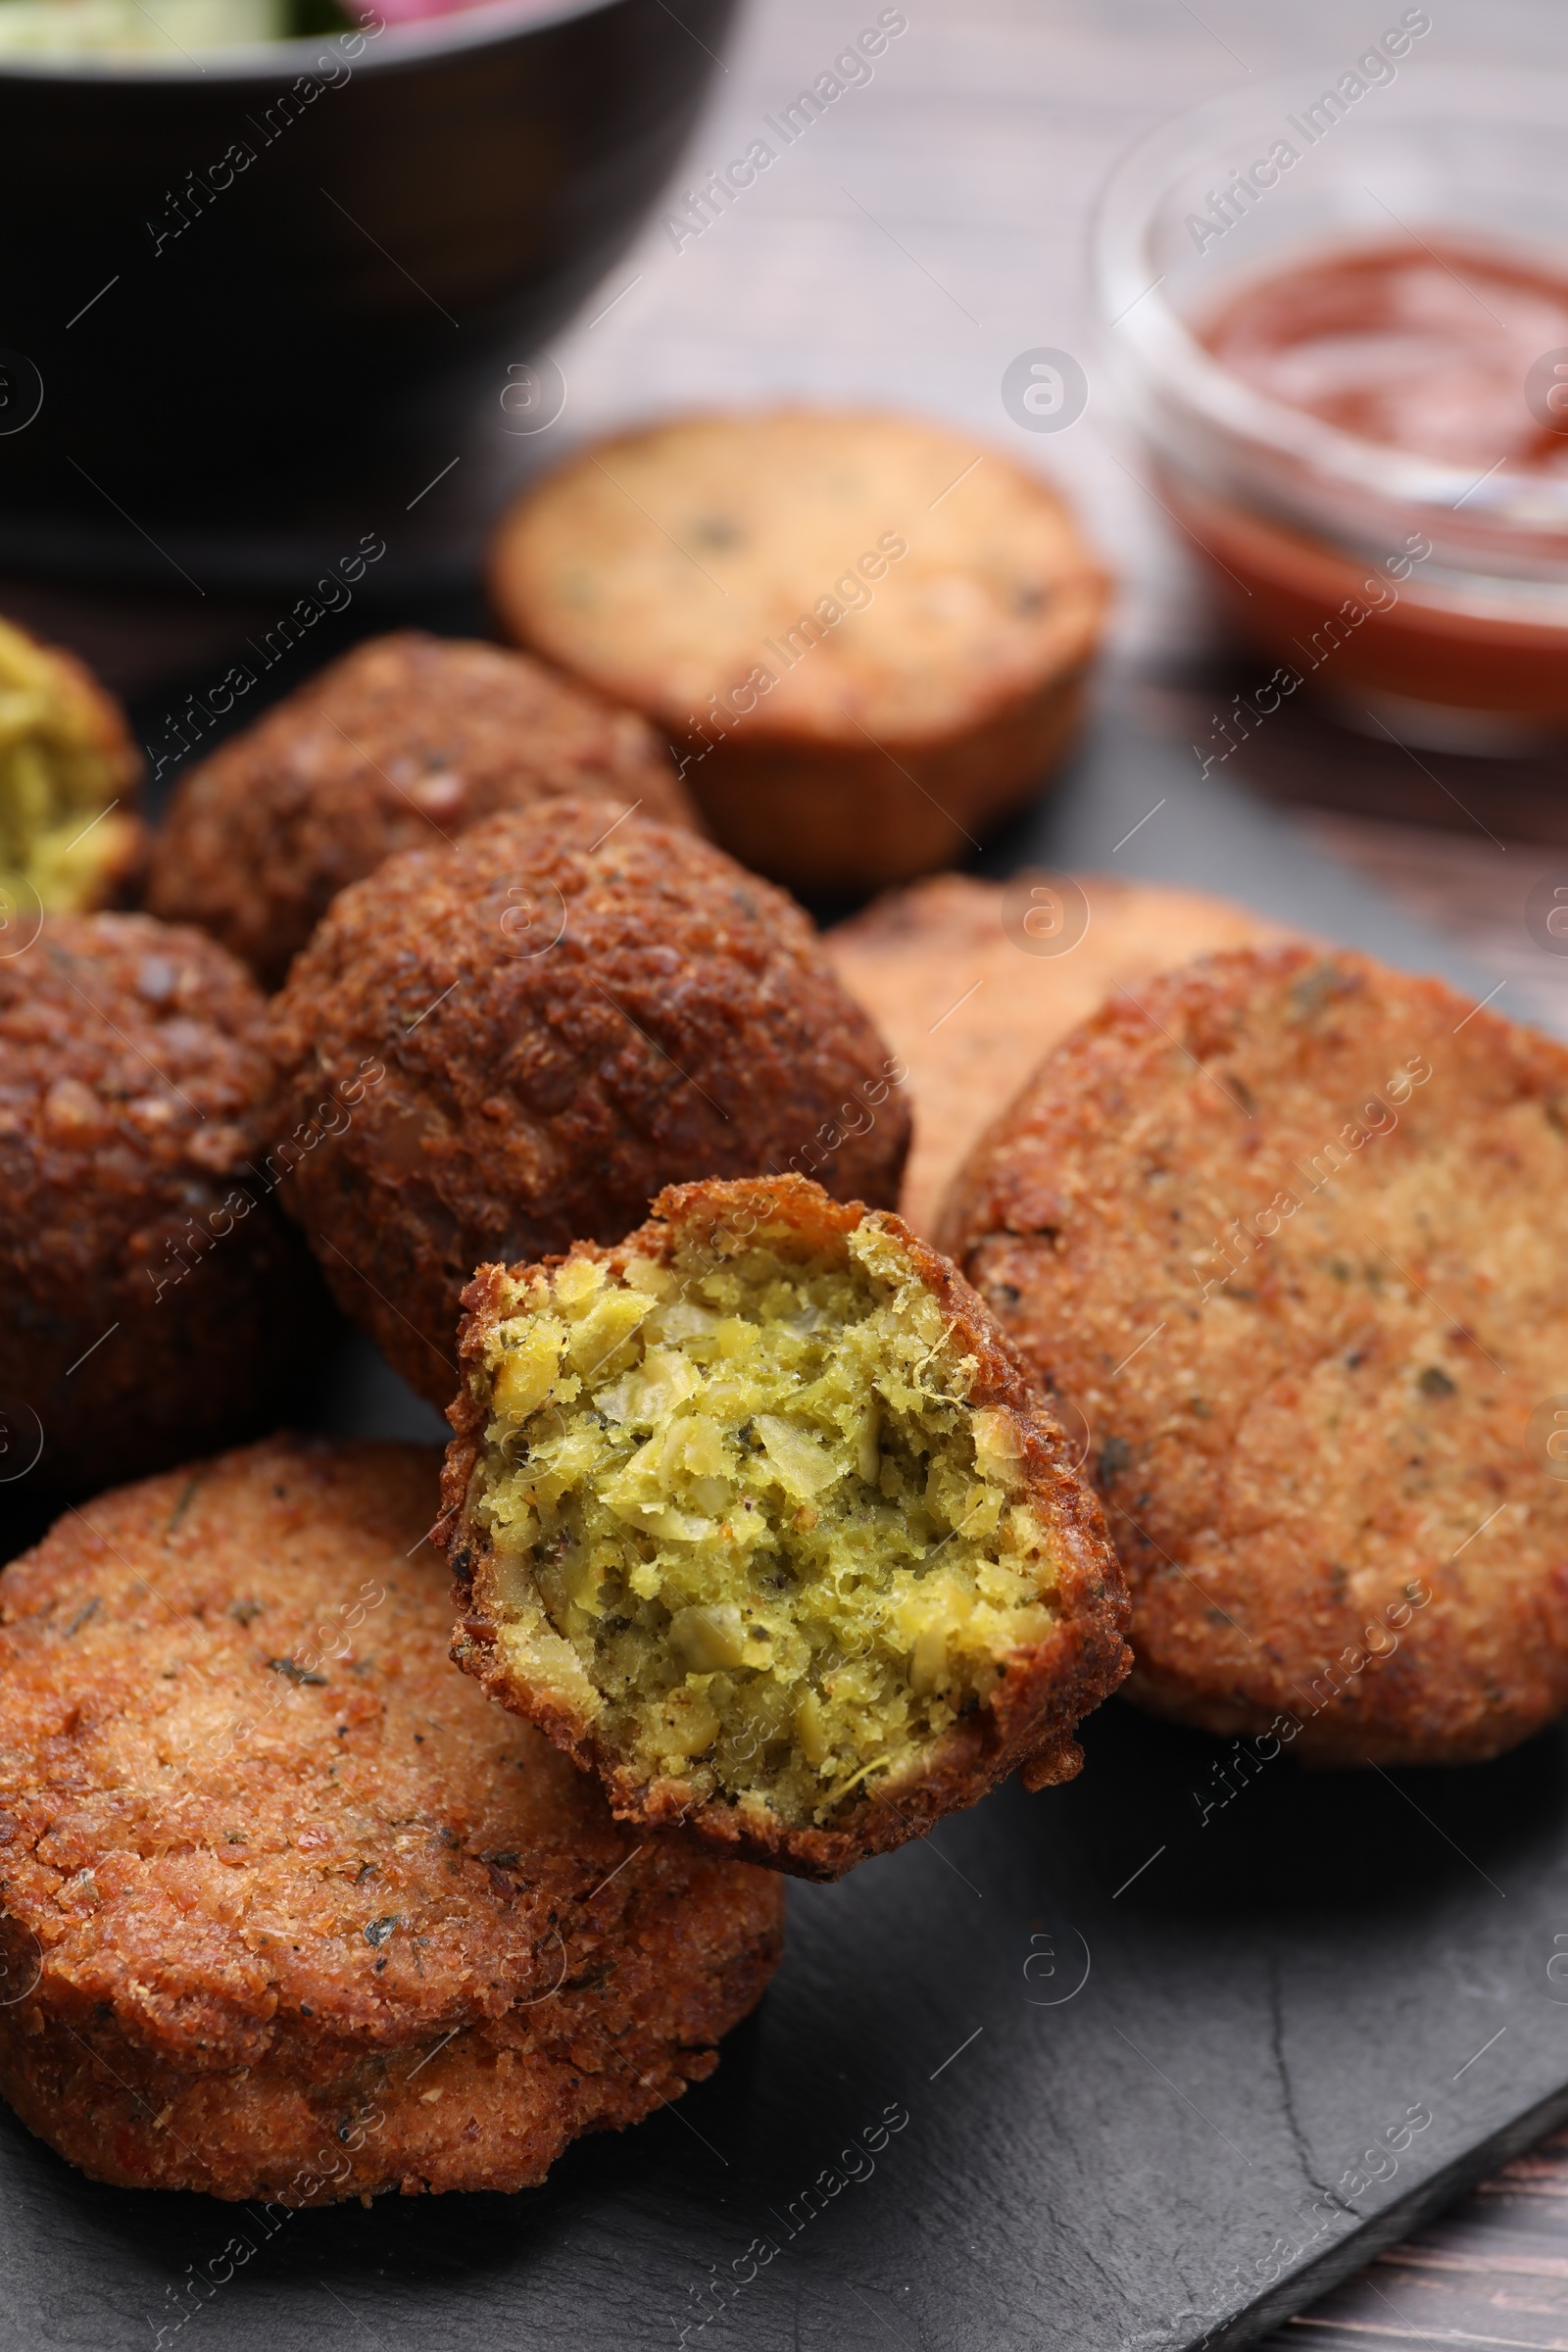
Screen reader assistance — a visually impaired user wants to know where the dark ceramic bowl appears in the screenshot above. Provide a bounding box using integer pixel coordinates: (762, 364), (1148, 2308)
(0, 0), (733, 592)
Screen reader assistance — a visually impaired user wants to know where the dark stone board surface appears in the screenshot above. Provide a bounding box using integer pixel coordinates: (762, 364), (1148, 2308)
(0, 696), (1553, 2352)
(2, 1679), (1565, 2352)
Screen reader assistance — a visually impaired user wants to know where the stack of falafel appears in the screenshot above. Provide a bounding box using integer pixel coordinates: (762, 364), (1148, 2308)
(0, 575), (1136, 2204)
(5, 407), (1568, 2214)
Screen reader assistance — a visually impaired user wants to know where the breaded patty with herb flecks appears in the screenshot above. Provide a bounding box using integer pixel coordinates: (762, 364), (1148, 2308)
(941, 944), (1568, 1767)
(0, 1437), (784, 2203)
(147, 631), (695, 991)
(488, 409), (1111, 894)
(267, 799), (910, 1407)
(440, 1176), (1130, 1882)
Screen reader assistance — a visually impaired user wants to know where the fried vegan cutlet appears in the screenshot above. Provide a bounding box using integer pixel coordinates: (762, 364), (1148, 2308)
(0, 1438), (784, 2203)
(147, 631), (695, 990)
(267, 800), (910, 1408)
(0, 612), (143, 917)
(0, 911), (325, 1494)
(941, 944), (1568, 1766)
(440, 1176), (1130, 1881)
(488, 409), (1110, 892)
(825, 871), (1288, 1236)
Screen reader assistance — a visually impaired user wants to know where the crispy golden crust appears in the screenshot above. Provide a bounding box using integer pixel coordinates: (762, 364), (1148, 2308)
(0, 615), (145, 912)
(267, 801), (911, 1407)
(825, 872), (1290, 1236)
(0, 1438), (784, 2202)
(942, 945), (1568, 1767)
(488, 410), (1111, 892)
(146, 632), (695, 990)
(439, 1175), (1131, 1880)
(0, 913), (325, 1494)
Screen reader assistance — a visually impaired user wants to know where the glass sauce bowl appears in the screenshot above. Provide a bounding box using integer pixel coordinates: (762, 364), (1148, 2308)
(1093, 60), (1568, 749)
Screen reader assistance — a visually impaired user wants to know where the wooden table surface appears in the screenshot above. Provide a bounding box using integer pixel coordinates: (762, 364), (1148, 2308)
(14, 0), (1568, 2340)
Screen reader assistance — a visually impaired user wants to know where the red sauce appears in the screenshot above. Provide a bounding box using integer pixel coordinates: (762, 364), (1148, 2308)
(1169, 239), (1568, 722)
(1201, 240), (1568, 470)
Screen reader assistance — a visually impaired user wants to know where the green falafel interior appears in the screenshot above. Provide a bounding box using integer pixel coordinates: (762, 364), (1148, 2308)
(455, 1191), (1072, 1833)
(0, 616), (138, 913)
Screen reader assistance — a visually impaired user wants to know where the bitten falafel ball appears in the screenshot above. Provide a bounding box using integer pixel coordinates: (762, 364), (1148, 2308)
(0, 1438), (784, 2202)
(146, 631), (695, 989)
(941, 945), (1568, 1767)
(0, 614), (144, 918)
(441, 1176), (1130, 1881)
(267, 802), (911, 1407)
(0, 911), (326, 1494)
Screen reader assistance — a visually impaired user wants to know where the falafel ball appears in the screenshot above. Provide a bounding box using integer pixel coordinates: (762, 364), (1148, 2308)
(441, 1176), (1130, 1881)
(146, 631), (695, 990)
(0, 1437), (784, 2201)
(0, 911), (325, 1494)
(267, 801), (911, 1408)
(941, 944), (1568, 1767)
(0, 613), (143, 918)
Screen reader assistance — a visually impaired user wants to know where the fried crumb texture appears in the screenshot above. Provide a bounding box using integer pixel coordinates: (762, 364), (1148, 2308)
(488, 409), (1111, 892)
(441, 1175), (1130, 1881)
(942, 944), (1568, 1766)
(0, 1438), (783, 2203)
(0, 910), (323, 1493)
(147, 631), (694, 990)
(267, 799), (910, 1406)
(0, 613), (144, 916)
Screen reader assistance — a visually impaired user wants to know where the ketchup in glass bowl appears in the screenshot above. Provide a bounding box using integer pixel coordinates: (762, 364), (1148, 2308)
(1095, 61), (1568, 748)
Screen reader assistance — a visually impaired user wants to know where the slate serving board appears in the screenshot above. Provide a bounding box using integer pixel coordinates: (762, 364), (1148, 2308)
(1, 688), (1556, 2352)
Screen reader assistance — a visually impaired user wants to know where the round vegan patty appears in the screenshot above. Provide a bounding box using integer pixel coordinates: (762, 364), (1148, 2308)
(0, 910), (323, 1494)
(147, 631), (694, 990)
(267, 801), (911, 1407)
(0, 1437), (784, 2202)
(941, 944), (1568, 1766)
(824, 870), (1287, 1237)
(441, 1175), (1130, 1880)
(488, 408), (1110, 892)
